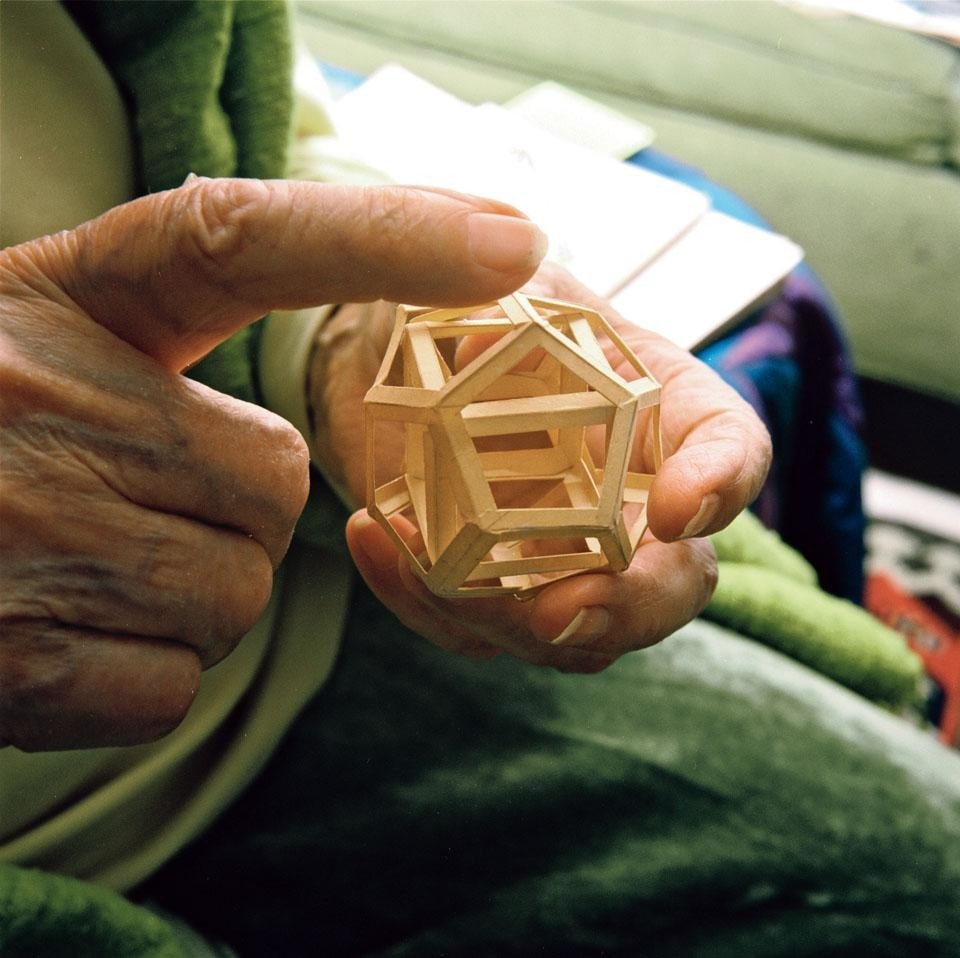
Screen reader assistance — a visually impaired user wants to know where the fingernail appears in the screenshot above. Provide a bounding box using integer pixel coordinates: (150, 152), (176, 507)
(182, 172), (199, 185)
(550, 606), (610, 646)
(468, 213), (548, 272)
(681, 493), (720, 539)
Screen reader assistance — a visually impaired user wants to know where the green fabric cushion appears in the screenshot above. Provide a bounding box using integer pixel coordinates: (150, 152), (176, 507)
(708, 511), (922, 706)
(295, 0), (960, 401)
(299, 0), (960, 166)
(708, 564), (922, 705)
(638, 102), (960, 402)
(139, 584), (960, 955)
(65, 0), (295, 407)
(0, 866), (186, 957)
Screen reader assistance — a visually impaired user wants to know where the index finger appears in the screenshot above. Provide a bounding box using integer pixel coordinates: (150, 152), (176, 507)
(2, 178), (547, 372)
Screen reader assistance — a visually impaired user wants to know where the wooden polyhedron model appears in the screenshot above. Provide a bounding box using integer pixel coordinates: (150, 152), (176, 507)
(364, 292), (663, 598)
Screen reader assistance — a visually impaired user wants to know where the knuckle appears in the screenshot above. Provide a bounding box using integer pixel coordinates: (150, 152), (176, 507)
(237, 408), (310, 549)
(0, 621), (69, 748)
(139, 651), (201, 742)
(693, 539), (719, 612)
(257, 412), (312, 536)
(230, 545), (276, 639)
(180, 177), (277, 275)
(189, 539), (275, 667)
(181, 387), (310, 559)
(267, 412), (311, 509)
(243, 400), (310, 481)
(140, 703), (191, 744)
(362, 187), (419, 245)
(0, 614), (201, 750)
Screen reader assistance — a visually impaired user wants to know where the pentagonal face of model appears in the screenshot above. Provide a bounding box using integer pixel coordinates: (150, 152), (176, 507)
(364, 293), (662, 597)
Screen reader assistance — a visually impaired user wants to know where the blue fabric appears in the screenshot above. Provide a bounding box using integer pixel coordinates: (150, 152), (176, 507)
(630, 149), (867, 602)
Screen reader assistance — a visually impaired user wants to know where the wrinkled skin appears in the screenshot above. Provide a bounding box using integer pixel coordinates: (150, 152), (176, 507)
(0, 177), (547, 750)
(311, 263), (772, 673)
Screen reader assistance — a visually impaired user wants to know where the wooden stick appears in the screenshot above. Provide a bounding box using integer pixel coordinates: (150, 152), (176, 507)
(473, 372), (551, 402)
(371, 306), (410, 387)
(467, 549), (608, 580)
(405, 326), (447, 390)
(434, 408), (497, 516)
(420, 318), (517, 338)
(461, 392), (614, 436)
(480, 507), (601, 533)
(598, 400), (639, 516)
(477, 447), (572, 479)
(439, 323), (541, 408)
(424, 522), (494, 594)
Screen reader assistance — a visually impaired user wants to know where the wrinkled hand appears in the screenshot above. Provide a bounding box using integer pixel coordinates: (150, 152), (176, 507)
(313, 263), (771, 672)
(0, 177), (546, 750)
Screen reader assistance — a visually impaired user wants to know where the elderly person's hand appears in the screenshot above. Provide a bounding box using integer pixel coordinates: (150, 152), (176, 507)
(0, 177), (547, 750)
(312, 264), (772, 672)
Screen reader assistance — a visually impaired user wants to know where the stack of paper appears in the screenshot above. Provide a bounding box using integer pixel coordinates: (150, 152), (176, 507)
(334, 65), (803, 350)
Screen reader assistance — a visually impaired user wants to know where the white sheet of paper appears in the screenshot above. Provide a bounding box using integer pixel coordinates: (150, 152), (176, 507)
(610, 211), (803, 350)
(334, 65), (708, 296)
(504, 81), (656, 159)
(335, 65), (803, 349)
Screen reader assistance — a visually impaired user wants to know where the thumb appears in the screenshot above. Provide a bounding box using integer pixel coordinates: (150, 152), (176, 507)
(2, 177), (547, 371)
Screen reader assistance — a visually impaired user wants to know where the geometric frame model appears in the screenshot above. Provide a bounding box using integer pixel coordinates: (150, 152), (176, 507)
(364, 292), (663, 599)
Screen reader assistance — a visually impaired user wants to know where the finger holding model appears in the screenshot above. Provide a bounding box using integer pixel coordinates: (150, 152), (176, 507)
(342, 263), (772, 671)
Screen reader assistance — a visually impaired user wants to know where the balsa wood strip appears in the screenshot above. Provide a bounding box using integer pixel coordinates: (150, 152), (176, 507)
(435, 410), (497, 516)
(474, 373), (552, 402)
(567, 315), (612, 371)
(372, 309), (410, 387)
(406, 326), (447, 390)
(439, 323), (541, 407)
(476, 447), (572, 479)
(461, 392), (614, 436)
(364, 292), (664, 597)
(598, 401), (639, 515)
(480, 507), (601, 533)
(467, 550), (608, 580)
(421, 318), (516, 338)
(425, 523), (494, 594)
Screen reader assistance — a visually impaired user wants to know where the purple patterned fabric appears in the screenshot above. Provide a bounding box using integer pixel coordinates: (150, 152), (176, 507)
(633, 148), (868, 603)
(699, 275), (867, 603)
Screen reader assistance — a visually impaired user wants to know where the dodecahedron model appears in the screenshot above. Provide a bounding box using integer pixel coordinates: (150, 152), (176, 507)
(364, 292), (663, 598)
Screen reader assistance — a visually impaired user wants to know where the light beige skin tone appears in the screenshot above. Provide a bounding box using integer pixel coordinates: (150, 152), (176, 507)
(0, 177), (548, 751)
(314, 266), (772, 672)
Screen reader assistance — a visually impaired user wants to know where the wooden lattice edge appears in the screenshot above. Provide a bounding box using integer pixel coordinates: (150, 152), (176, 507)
(364, 293), (663, 598)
